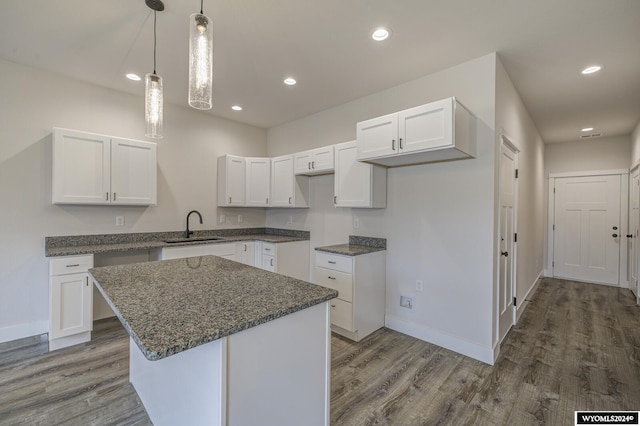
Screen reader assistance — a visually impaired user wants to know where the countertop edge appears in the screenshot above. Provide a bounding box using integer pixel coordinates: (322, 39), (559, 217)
(314, 244), (386, 256)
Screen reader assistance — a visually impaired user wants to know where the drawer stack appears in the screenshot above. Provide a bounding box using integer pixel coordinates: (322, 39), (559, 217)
(314, 249), (385, 342)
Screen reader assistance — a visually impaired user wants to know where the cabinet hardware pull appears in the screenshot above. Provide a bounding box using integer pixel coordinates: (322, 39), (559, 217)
(328, 261), (336, 264)
(271, 258), (274, 266)
(66, 264), (80, 267)
(399, 138), (403, 149)
(266, 197), (269, 204)
(308, 162), (311, 170)
(244, 245), (247, 252)
(328, 276), (336, 280)
(229, 197), (232, 203)
(627, 234), (633, 238)
(113, 192), (117, 201)
(334, 196), (337, 204)
(331, 304), (336, 308)
(612, 233), (618, 238)
(86, 277), (89, 286)
(312, 161), (315, 169)
(289, 197), (292, 204)
(106, 192), (109, 201)
(392, 139), (396, 150)
(265, 248), (271, 251)
(501, 251), (509, 257)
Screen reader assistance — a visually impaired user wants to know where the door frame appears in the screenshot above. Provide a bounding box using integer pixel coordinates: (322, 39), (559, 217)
(496, 134), (519, 344)
(629, 165), (640, 303)
(547, 169), (629, 287)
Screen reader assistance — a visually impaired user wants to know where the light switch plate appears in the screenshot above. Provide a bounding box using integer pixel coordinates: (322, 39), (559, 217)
(115, 216), (124, 226)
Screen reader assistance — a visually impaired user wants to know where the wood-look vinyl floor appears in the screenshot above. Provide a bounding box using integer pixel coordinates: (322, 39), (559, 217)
(1, 278), (639, 425)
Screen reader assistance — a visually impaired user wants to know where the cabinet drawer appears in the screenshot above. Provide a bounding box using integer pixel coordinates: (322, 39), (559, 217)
(315, 251), (352, 273)
(330, 298), (353, 331)
(261, 242), (276, 255)
(50, 255), (94, 276)
(202, 243), (236, 257)
(315, 267), (353, 303)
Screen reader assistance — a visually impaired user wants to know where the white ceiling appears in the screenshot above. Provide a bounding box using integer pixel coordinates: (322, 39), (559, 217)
(1, 0), (638, 143)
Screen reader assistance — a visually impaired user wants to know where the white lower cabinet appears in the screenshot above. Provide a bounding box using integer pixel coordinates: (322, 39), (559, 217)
(49, 254), (94, 351)
(314, 250), (385, 341)
(236, 241), (256, 266)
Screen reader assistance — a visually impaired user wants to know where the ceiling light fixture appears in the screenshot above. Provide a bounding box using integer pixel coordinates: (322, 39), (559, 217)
(284, 77), (297, 86)
(126, 73), (141, 81)
(371, 27), (391, 41)
(144, 0), (164, 139)
(581, 127), (594, 132)
(231, 105), (243, 111)
(581, 65), (601, 75)
(188, 0), (213, 110)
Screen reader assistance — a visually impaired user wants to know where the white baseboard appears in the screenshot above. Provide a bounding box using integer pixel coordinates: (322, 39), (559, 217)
(517, 270), (543, 322)
(0, 320), (48, 344)
(385, 315), (494, 365)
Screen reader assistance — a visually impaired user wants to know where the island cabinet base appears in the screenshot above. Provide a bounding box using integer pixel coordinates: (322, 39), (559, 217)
(129, 302), (331, 426)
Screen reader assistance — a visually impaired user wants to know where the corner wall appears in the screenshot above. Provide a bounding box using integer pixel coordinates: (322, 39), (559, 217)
(267, 53), (497, 363)
(0, 59), (268, 342)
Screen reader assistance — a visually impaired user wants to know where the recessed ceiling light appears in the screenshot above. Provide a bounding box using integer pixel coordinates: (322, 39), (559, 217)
(284, 77), (297, 86)
(581, 65), (601, 75)
(126, 73), (141, 81)
(371, 27), (391, 41)
(581, 127), (594, 132)
(231, 105), (243, 111)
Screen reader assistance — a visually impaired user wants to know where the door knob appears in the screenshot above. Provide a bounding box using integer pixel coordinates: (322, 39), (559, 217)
(501, 251), (509, 257)
(612, 234), (618, 238)
(627, 234), (633, 238)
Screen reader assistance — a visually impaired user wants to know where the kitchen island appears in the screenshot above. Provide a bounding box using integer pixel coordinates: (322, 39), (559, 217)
(89, 255), (337, 426)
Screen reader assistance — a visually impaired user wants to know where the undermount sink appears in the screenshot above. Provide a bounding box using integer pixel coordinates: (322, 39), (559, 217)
(163, 236), (225, 244)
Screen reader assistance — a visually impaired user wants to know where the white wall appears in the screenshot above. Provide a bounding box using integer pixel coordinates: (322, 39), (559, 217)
(630, 121), (640, 168)
(545, 135), (631, 174)
(267, 53), (498, 363)
(495, 57), (546, 327)
(0, 59), (267, 342)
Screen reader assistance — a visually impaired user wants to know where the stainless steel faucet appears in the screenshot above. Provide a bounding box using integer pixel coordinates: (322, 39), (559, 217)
(184, 210), (203, 238)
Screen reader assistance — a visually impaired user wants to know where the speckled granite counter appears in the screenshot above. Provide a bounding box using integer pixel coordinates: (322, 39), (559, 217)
(45, 227), (310, 257)
(315, 235), (386, 256)
(89, 255), (336, 361)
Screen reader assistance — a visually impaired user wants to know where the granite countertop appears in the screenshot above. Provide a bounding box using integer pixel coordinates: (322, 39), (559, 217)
(45, 228), (310, 257)
(315, 235), (387, 256)
(90, 255), (337, 361)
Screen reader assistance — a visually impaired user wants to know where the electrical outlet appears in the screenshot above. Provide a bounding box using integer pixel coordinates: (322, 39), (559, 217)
(416, 280), (423, 292)
(353, 217), (360, 229)
(400, 295), (414, 310)
(115, 216), (124, 226)
(219, 214), (226, 224)
(238, 215), (244, 223)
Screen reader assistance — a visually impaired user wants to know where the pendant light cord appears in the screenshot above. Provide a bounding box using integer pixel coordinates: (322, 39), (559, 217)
(200, 0), (203, 14)
(153, 10), (157, 74)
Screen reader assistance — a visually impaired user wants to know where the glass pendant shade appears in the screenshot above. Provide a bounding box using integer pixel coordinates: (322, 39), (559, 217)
(145, 73), (163, 139)
(188, 13), (213, 110)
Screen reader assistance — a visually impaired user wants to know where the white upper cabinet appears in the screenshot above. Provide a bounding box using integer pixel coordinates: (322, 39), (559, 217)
(52, 128), (156, 205)
(217, 155), (246, 207)
(245, 158), (271, 207)
(356, 97), (476, 167)
(334, 141), (386, 208)
(294, 146), (335, 175)
(271, 155), (309, 208)
(110, 138), (157, 205)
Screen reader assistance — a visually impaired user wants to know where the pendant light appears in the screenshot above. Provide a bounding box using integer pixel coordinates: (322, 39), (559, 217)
(188, 0), (213, 110)
(145, 0), (164, 139)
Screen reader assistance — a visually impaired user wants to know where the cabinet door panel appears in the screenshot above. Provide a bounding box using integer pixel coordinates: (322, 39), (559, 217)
(311, 146), (334, 172)
(50, 273), (92, 339)
(356, 113), (397, 160)
(335, 141), (371, 207)
(52, 128), (110, 204)
(330, 299), (353, 331)
(398, 99), (453, 153)
(262, 254), (276, 272)
(227, 157), (246, 206)
(293, 151), (313, 175)
(111, 138), (157, 205)
(245, 158), (271, 206)
(315, 267), (353, 302)
(270, 156), (294, 206)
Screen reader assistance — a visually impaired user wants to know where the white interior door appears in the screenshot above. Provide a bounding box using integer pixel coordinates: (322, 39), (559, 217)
(630, 169), (639, 298)
(553, 175), (621, 285)
(498, 141), (517, 343)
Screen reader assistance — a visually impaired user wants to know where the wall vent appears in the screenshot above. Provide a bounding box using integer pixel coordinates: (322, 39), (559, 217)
(581, 133), (603, 139)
